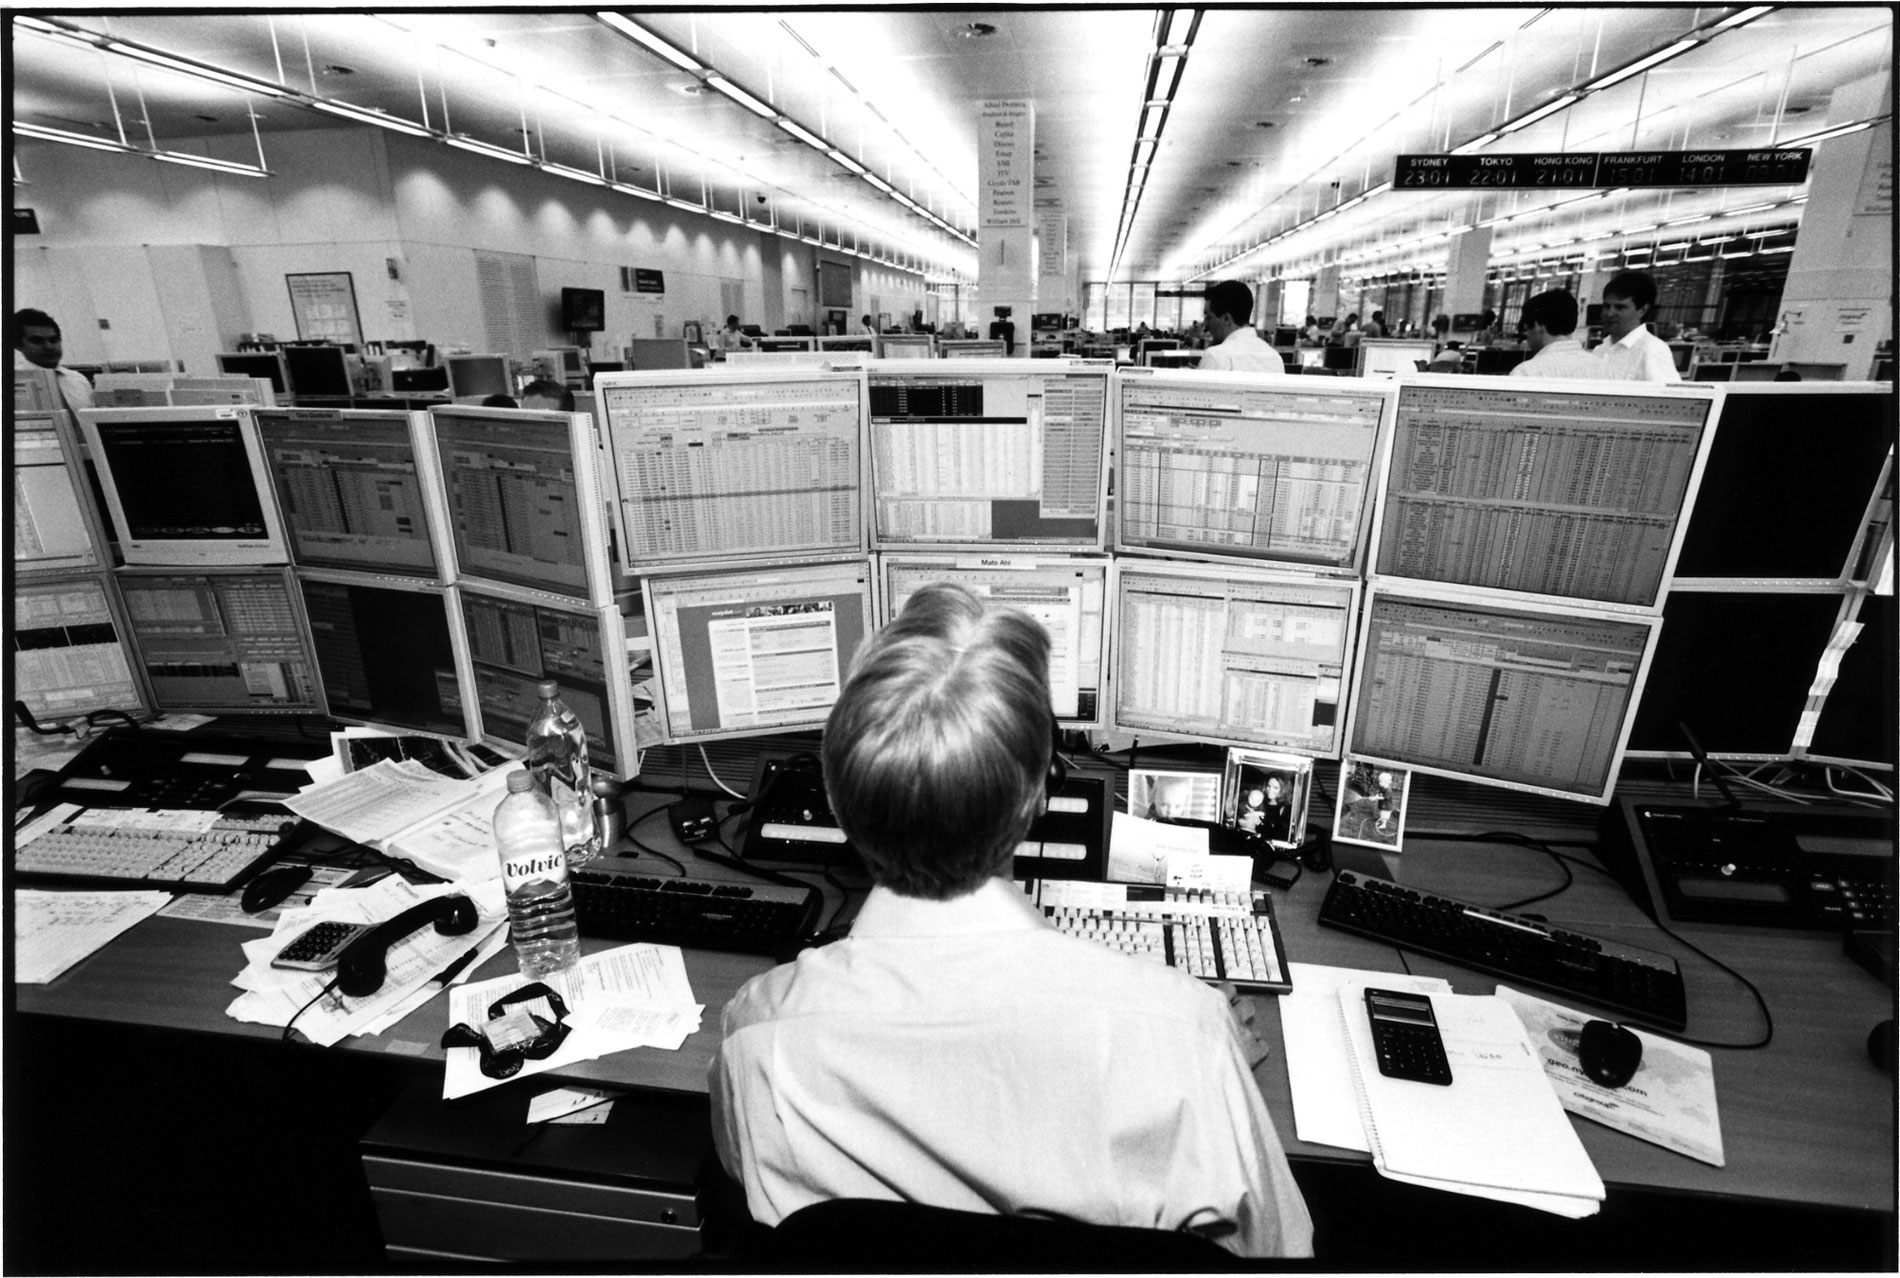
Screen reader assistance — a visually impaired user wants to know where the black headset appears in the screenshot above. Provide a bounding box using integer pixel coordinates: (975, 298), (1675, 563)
(336, 894), (479, 997)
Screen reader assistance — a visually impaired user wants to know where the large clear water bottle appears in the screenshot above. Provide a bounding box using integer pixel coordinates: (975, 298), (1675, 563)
(526, 679), (599, 867)
(492, 770), (580, 979)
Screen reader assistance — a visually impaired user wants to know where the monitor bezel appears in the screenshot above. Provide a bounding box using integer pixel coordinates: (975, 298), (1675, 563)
(294, 566), (480, 741)
(116, 564), (323, 715)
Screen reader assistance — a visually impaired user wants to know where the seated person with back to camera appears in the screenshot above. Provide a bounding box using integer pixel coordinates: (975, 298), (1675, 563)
(709, 585), (1313, 1258)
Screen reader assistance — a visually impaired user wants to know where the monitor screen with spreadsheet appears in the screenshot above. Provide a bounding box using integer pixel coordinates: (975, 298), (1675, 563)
(879, 554), (1110, 729)
(595, 368), (866, 573)
(14, 576), (146, 720)
(1109, 560), (1360, 756)
(1345, 587), (1659, 803)
(1114, 369), (1390, 571)
(866, 360), (1109, 551)
(117, 568), (319, 713)
(643, 559), (875, 744)
(256, 408), (448, 578)
(460, 584), (638, 774)
(299, 574), (473, 738)
(15, 412), (108, 575)
(428, 406), (614, 605)
(1372, 379), (1716, 609)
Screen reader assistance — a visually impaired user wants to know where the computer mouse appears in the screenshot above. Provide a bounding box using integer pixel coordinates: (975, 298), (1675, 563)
(1578, 1019), (1643, 1088)
(241, 865), (312, 914)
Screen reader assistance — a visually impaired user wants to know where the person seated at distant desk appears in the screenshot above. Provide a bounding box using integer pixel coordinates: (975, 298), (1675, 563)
(1511, 289), (1606, 379)
(1197, 281), (1284, 374)
(12, 307), (94, 412)
(709, 584), (1313, 1258)
(1593, 270), (1680, 382)
(714, 314), (753, 355)
(519, 378), (575, 412)
(479, 393), (518, 408)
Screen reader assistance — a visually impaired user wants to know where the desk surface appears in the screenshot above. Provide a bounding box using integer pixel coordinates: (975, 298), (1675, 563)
(14, 771), (1896, 1218)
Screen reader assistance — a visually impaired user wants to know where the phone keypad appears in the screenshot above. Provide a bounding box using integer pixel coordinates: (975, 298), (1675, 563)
(274, 922), (365, 968)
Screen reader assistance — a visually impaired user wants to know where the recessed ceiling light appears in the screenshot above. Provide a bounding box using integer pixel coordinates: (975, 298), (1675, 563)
(1255, 120), (1277, 128)
(320, 64), (355, 76)
(193, 113), (218, 122)
(1303, 56), (1332, 68)
(674, 82), (706, 96)
(1783, 104), (1813, 115)
(960, 22), (997, 39)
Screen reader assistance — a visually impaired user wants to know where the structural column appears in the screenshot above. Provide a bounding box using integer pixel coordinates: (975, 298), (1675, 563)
(1442, 225), (1494, 321)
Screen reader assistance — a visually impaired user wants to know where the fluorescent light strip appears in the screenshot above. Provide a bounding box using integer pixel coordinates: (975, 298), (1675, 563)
(445, 135), (532, 165)
(1706, 6), (1774, 35)
(152, 150), (268, 176)
(1499, 92), (1580, 134)
(308, 100), (433, 138)
(14, 122), (133, 154)
(104, 40), (293, 99)
(705, 75), (776, 120)
(1778, 117), (1883, 147)
(1583, 38), (1700, 92)
(595, 13), (704, 75)
(777, 118), (827, 149)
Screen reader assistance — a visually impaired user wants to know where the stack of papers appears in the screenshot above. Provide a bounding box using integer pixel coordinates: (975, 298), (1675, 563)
(15, 890), (171, 983)
(284, 758), (512, 884)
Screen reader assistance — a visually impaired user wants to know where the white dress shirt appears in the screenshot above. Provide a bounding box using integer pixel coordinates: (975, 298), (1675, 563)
(1593, 324), (1680, 382)
(1198, 326), (1286, 374)
(13, 349), (93, 411)
(709, 877), (1314, 1258)
(1510, 336), (1608, 379)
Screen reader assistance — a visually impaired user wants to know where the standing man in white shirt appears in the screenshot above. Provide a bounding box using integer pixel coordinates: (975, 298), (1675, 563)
(1510, 290), (1607, 379)
(12, 308), (94, 411)
(1592, 271), (1680, 382)
(710, 584), (1314, 1259)
(1198, 281), (1286, 373)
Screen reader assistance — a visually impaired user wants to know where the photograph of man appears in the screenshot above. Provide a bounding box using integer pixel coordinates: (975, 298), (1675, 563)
(1335, 759), (1411, 850)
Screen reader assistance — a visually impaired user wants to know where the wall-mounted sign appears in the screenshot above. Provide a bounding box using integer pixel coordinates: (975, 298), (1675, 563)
(978, 99), (1034, 228)
(12, 208), (41, 234)
(285, 271), (363, 345)
(1395, 148), (1811, 190)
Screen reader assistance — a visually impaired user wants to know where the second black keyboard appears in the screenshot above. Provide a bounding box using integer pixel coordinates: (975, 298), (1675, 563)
(1317, 870), (1688, 1030)
(570, 860), (823, 956)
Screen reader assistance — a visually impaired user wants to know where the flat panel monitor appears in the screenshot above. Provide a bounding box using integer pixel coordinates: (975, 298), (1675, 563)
(817, 336), (874, 355)
(428, 406), (615, 605)
(15, 412), (108, 575)
(867, 359), (1109, 552)
(282, 345), (354, 399)
(562, 287), (606, 332)
(1115, 368), (1391, 572)
(461, 583), (638, 775)
(1273, 327), (1301, 347)
(1297, 347), (1327, 369)
(939, 339), (1008, 359)
(216, 351), (289, 395)
(1806, 591), (1895, 770)
(1372, 378), (1717, 609)
(758, 337), (815, 354)
(256, 408), (449, 578)
(595, 367), (866, 573)
(446, 355), (513, 401)
(1673, 385), (1895, 581)
(14, 575), (145, 721)
(1322, 345), (1357, 372)
(1692, 362), (1738, 383)
(78, 406), (289, 566)
(299, 572), (475, 739)
(642, 558), (876, 744)
(1345, 587), (1659, 803)
(624, 338), (693, 371)
(879, 335), (935, 359)
(1110, 560), (1360, 757)
(392, 366), (451, 395)
(879, 554), (1109, 729)
(1358, 339), (1436, 380)
(118, 567), (320, 713)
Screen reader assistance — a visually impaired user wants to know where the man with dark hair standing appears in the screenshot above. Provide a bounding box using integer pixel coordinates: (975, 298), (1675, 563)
(1593, 270), (1679, 381)
(12, 308), (94, 411)
(1511, 289), (1604, 379)
(710, 584), (1313, 1258)
(1198, 281), (1284, 373)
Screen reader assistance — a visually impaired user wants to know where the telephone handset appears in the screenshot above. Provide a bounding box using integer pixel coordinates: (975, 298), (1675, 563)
(335, 894), (479, 997)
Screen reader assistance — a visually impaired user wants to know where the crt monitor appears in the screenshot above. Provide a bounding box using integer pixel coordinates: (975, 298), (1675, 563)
(1373, 378), (1718, 609)
(642, 558), (876, 744)
(1345, 586), (1659, 804)
(117, 567), (320, 713)
(14, 574), (146, 721)
(595, 367), (866, 573)
(15, 411), (108, 575)
(77, 406), (290, 566)
(281, 345), (354, 399)
(299, 573), (475, 738)
(879, 554), (1109, 730)
(1110, 560), (1361, 757)
(1115, 368), (1392, 572)
(216, 351), (290, 395)
(866, 359), (1110, 552)
(256, 408), (449, 578)
(446, 355), (513, 400)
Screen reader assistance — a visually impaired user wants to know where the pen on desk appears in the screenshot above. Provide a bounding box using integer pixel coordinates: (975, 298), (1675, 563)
(431, 949), (479, 988)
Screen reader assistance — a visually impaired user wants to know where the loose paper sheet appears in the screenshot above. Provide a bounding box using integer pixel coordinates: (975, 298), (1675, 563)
(1281, 963), (1452, 1151)
(15, 890), (173, 983)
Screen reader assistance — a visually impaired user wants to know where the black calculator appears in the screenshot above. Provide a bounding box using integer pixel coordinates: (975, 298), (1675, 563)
(270, 921), (372, 972)
(1365, 988), (1453, 1085)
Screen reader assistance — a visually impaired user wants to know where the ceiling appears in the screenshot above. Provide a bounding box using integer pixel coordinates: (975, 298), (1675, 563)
(10, 7), (1893, 283)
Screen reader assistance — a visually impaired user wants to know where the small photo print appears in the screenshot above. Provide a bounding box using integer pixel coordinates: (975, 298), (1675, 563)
(1221, 750), (1313, 851)
(1334, 757), (1412, 851)
(1128, 770), (1221, 823)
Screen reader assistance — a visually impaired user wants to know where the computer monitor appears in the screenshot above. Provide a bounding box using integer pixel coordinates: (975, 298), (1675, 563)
(938, 339), (1008, 359)
(879, 335), (935, 359)
(1297, 347), (1327, 369)
(624, 338), (693, 371)
(392, 366), (452, 395)
(1322, 345), (1357, 372)
(1475, 347), (1530, 376)
(642, 558), (876, 744)
(879, 554), (1110, 729)
(757, 337), (816, 353)
(216, 351), (290, 395)
(1273, 327), (1300, 348)
(1358, 338), (1436, 380)
(561, 287), (606, 332)
(445, 354), (513, 401)
(1114, 368), (1391, 572)
(1110, 560), (1361, 756)
(817, 336), (875, 355)
(867, 359), (1110, 552)
(15, 411), (110, 575)
(1692, 362), (1738, 382)
(460, 581), (639, 775)
(117, 566), (320, 713)
(1672, 384), (1895, 582)
(530, 347), (588, 385)
(78, 406), (290, 566)
(1806, 591), (1895, 769)
(255, 408), (451, 578)
(595, 367), (866, 573)
(1345, 586), (1659, 803)
(281, 345), (354, 399)
(427, 405), (616, 605)
(14, 574), (146, 721)
(1371, 378), (1718, 609)
(298, 571), (477, 739)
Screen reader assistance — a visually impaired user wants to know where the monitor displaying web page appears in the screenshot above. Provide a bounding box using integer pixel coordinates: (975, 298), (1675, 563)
(643, 559), (875, 744)
(15, 412), (109, 575)
(866, 359), (1109, 551)
(460, 582), (639, 776)
(595, 368), (865, 573)
(879, 554), (1110, 729)
(117, 567), (320, 713)
(428, 406), (615, 605)
(1345, 587), (1659, 803)
(14, 575), (146, 721)
(1110, 560), (1360, 756)
(256, 408), (450, 578)
(78, 406), (290, 566)
(299, 572), (475, 739)
(1115, 369), (1390, 572)
(1372, 378), (1716, 609)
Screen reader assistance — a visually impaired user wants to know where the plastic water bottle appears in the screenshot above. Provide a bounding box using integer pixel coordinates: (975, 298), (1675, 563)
(526, 679), (599, 867)
(492, 770), (580, 979)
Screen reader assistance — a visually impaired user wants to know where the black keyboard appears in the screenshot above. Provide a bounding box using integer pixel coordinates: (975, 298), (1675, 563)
(1317, 870), (1689, 1030)
(570, 860), (822, 956)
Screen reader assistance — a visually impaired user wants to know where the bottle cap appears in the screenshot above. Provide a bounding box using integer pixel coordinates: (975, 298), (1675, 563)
(505, 770), (535, 793)
(536, 679), (559, 697)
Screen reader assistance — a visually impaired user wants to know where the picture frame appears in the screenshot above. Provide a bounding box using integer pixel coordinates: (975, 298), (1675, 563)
(1128, 769), (1221, 823)
(1221, 750), (1313, 851)
(285, 271), (364, 347)
(1334, 756), (1413, 852)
